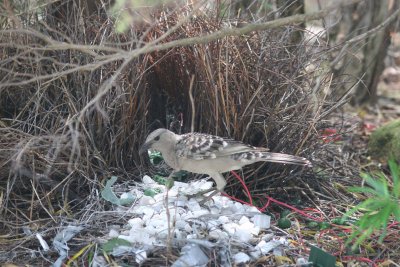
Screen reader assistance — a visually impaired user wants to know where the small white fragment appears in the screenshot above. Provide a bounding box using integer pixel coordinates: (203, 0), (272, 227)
(234, 228), (252, 243)
(238, 220), (258, 236)
(192, 209), (209, 218)
(233, 252), (250, 264)
(174, 196), (188, 207)
(187, 234), (198, 239)
(252, 214), (271, 229)
(153, 193), (164, 202)
(209, 229), (229, 240)
(147, 219), (168, 231)
(175, 220), (187, 230)
(184, 223), (192, 232)
(249, 249), (262, 259)
(209, 207), (221, 214)
(222, 222), (238, 236)
(134, 206), (155, 221)
(36, 233), (49, 251)
(143, 225), (157, 235)
(142, 175), (156, 185)
(108, 229), (119, 238)
(239, 216), (250, 225)
(245, 205), (260, 213)
(187, 199), (202, 212)
(229, 202), (245, 213)
(207, 220), (220, 230)
(256, 238), (286, 255)
(139, 195), (155, 205)
(120, 192), (134, 200)
(135, 249), (147, 264)
(172, 244), (209, 267)
(218, 215), (230, 224)
(262, 233), (274, 241)
(128, 218), (144, 228)
(175, 229), (186, 239)
(296, 257), (309, 265)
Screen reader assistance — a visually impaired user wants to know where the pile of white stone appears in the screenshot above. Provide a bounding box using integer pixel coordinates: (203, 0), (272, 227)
(108, 175), (292, 266)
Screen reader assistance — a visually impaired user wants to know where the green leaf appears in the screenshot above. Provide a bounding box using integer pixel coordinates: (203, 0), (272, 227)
(277, 218), (291, 229)
(153, 174), (167, 185)
(319, 222), (331, 230)
(102, 238), (131, 253)
(100, 176), (135, 206)
(144, 188), (158, 197)
(101, 176), (122, 205)
(389, 159), (400, 198)
(331, 217), (347, 225)
(165, 177), (174, 189)
(308, 245), (336, 267)
(149, 151), (163, 165)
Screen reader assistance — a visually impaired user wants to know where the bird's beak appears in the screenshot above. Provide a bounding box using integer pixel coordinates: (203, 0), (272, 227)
(139, 141), (152, 154)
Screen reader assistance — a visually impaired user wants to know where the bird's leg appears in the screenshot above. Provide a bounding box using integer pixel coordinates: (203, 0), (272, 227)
(197, 173), (226, 205)
(198, 189), (221, 205)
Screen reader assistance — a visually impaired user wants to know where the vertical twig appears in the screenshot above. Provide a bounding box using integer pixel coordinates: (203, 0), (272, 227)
(188, 75), (195, 132)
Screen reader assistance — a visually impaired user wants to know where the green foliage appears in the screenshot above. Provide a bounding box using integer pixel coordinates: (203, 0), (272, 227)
(149, 151), (163, 165)
(102, 238), (131, 253)
(344, 159), (400, 248)
(308, 245), (336, 267)
(101, 176), (135, 206)
(144, 188), (161, 197)
(277, 218), (291, 229)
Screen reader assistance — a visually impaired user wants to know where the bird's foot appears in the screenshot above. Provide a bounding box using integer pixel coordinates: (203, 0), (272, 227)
(198, 189), (222, 205)
(185, 188), (221, 205)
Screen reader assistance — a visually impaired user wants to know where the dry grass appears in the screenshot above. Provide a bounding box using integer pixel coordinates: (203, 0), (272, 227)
(0, 0), (368, 264)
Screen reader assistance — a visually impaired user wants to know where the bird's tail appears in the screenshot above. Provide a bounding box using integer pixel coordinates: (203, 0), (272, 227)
(261, 152), (312, 167)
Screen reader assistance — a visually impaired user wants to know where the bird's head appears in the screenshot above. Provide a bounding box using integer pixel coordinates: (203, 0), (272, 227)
(139, 128), (177, 154)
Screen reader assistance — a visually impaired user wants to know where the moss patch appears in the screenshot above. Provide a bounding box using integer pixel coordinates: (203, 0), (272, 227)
(368, 119), (400, 161)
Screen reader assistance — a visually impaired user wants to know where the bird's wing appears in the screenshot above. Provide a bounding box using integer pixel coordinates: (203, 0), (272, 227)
(175, 132), (267, 160)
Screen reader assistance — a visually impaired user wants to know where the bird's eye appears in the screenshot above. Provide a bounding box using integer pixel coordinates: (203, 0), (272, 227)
(154, 136), (160, 141)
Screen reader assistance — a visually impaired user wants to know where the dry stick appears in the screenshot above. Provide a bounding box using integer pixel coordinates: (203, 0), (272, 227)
(1, 0), (363, 115)
(81, 0), (363, 116)
(125, 0), (363, 56)
(330, 5), (400, 67)
(188, 75), (196, 132)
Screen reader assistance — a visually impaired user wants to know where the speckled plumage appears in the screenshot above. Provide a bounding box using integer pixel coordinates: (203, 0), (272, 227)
(141, 128), (312, 197)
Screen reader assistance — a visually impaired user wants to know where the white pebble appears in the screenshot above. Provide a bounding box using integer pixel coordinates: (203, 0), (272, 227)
(139, 195), (155, 205)
(153, 193), (165, 202)
(234, 228), (252, 243)
(147, 219), (167, 230)
(192, 209), (209, 218)
(296, 257), (309, 265)
(256, 239), (285, 255)
(128, 218), (144, 228)
(108, 229), (119, 238)
(239, 216), (250, 225)
(252, 214), (271, 229)
(209, 229), (229, 240)
(175, 220), (187, 230)
(238, 221), (259, 236)
(187, 199), (201, 211)
(232, 202), (245, 213)
(245, 206), (260, 213)
(184, 223), (192, 232)
(222, 222), (238, 236)
(209, 207), (221, 214)
(142, 175), (156, 185)
(135, 249), (147, 264)
(218, 215), (230, 224)
(187, 234), (197, 239)
(233, 252), (250, 264)
(206, 220), (220, 230)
